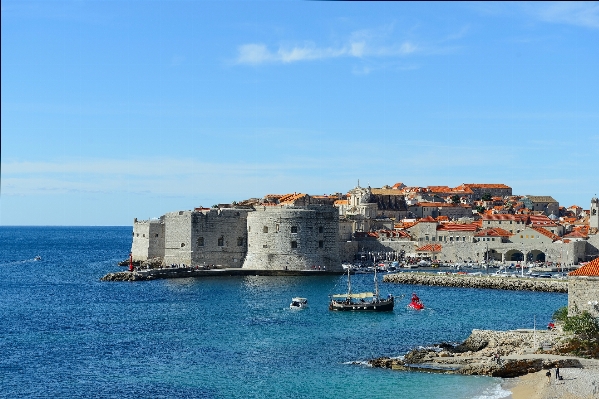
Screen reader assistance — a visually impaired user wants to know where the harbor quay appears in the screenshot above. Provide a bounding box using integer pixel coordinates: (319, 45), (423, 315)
(383, 272), (568, 293)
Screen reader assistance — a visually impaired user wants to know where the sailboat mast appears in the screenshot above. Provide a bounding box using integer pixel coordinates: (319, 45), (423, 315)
(347, 268), (352, 298)
(374, 256), (379, 299)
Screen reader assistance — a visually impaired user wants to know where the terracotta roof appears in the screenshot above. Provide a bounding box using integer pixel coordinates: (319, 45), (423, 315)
(474, 228), (512, 237)
(563, 230), (587, 239)
(334, 200), (349, 206)
(530, 226), (560, 241)
(417, 202), (464, 207)
(482, 214), (528, 222)
(415, 244), (442, 252)
(569, 257), (599, 276)
(437, 223), (478, 232)
(419, 216), (437, 223)
(463, 184), (511, 189)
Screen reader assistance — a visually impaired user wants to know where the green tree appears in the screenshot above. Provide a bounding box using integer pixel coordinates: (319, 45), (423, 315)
(451, 195), (460, 205)
(482, 192), (493, 201)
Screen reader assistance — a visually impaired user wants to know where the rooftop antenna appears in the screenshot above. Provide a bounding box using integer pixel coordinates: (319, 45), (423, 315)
(358, 179), (360, 188)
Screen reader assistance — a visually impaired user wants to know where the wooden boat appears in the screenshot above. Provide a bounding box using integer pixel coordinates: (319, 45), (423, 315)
(329, 267), (394, 312)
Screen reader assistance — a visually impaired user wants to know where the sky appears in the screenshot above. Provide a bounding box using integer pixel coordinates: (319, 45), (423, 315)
(1, 1), (598, 226)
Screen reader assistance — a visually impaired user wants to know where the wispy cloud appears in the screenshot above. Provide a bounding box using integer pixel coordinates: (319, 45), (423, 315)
(234, 23), (439, 66)
(534, 2), (599, 29)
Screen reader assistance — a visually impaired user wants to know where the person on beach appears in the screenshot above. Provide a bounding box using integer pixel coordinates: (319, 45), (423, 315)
(555, 367), (560, 380)
(546, 370), (551, 383)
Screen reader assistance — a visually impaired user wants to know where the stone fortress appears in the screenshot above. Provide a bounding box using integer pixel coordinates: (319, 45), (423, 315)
(131, 183), (599, 273)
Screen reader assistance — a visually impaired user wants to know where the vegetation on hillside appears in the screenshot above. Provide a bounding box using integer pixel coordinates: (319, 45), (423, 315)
(552, 306), (599, 358)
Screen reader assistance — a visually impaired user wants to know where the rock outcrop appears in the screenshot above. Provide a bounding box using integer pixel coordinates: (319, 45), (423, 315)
(369, 329), (588, 378)
(383, 273), (568, 292)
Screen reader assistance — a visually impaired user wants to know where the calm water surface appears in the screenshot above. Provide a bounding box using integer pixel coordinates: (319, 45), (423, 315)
(0, 227), (567, 398)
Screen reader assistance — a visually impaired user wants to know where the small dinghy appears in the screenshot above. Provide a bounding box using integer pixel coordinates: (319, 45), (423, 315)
(407, 293), (424, 310)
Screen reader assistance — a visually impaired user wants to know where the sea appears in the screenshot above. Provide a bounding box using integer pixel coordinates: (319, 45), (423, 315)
(0, 226), (568, 399)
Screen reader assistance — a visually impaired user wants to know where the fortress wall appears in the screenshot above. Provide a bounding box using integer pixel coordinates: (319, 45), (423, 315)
(163, 211), (193, 265)
(131, 218), (165, 261)
(243, 205), (342, 271)
(190, 208), (251, 268)
(586, 235), (599, 260)
(568, 276), (599, 317)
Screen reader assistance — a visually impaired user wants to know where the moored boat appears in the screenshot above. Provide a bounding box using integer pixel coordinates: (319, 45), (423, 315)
(290, 297), (308, 309)
(329, 266), (394, 312)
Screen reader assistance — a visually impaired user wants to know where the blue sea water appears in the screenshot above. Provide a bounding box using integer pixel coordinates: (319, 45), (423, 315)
(0, 227), (568, 399)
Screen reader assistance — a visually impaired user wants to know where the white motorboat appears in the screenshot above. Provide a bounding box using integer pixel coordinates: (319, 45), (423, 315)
(290, 297), (308, 309)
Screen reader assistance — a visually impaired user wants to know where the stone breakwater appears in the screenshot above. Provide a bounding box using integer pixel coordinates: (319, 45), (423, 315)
(101, 267), (344, 282)
(369, 329), (598, 378)
(383, 272), (568, 293)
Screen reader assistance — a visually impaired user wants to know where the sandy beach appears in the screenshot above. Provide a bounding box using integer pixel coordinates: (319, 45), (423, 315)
(504, 366), (599, 399)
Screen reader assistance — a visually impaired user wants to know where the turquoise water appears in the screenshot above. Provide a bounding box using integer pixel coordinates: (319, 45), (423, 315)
(0, 227), (567, 398)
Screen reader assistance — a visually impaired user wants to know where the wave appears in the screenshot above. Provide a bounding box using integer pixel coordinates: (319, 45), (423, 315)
(470, 382), (511, 399)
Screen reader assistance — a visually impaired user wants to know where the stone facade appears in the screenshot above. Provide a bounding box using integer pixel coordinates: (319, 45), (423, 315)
(133, 208), (250, 267)
(568, 276), (599, 317)
(131, 218), (165, 261)
(243, 205), (341, 271)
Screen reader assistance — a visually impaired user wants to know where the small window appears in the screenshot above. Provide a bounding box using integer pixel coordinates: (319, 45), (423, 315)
(132, 232), (135, 237)
(291, 226), (298, 233)
(237, 237), (244, 246)
(198, 237), (204, 246)
(318, 226), (323, 233)
(181, 243), (185, 248)
(462, 237), (466, 242)
(291, 241), (298, 249)
(263, 226), (268, 233)
(218, 236), (224, 246)
(155, 234), (159, 238)
(136, 233), (139, 237)
(263, 244), (268, 248)
(248, 226), (251, 232)
(432, 237), (436, 241)
(143, 234), (145, 237)
(319, 240), (324, 248)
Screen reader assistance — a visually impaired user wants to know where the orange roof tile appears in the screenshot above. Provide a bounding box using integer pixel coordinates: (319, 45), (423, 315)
(530, 226), (560, 241)
(475, 228), (512, 237)
(437, 223), (478, 232)
(415, 244), (442, 252)
(569, 257), (599, 276)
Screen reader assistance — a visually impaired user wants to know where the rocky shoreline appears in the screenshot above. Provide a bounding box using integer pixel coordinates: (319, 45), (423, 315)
(383, 272), (568, 292)
(369, 329), (598, 378)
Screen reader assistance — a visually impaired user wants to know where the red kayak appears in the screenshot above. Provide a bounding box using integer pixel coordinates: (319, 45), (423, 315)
(408, 293), (424, 310)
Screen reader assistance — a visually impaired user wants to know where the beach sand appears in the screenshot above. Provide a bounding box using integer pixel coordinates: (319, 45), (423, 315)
(503, 367), (599, 399)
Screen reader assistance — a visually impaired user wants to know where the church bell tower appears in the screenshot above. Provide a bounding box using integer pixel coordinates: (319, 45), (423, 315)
(591, 196), (599, 230)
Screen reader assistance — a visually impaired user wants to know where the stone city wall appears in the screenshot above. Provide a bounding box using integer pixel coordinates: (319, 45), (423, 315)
(243, 205), (342, 271)
(568, 276), (599, 317)
(190, 208), (251, 268)
(131, 218), (165, 262)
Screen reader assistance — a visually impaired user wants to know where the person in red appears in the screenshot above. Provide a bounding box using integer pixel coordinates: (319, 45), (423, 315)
(411, 293), (420, 303)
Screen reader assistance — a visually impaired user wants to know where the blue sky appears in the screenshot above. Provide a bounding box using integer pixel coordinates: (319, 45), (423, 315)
(2, 1), (598, 225)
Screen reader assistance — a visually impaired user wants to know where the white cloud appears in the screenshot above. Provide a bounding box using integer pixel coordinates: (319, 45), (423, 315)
(535, 2), (599, 29)
(234, 21), (431, 66)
